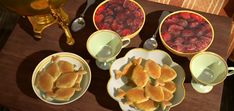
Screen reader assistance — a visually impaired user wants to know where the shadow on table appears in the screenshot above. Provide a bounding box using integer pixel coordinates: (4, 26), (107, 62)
(59, 0), (102, 54)
(16, 50), (57, 99)
(139, 10), (192, 83)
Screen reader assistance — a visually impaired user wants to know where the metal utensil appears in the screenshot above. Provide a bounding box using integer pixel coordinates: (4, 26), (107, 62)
(71, 0), (95, 32)
(143, 11), (170, 50)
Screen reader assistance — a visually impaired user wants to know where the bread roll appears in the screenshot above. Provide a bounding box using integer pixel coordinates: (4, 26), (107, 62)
(58, 60), (74, 73)
(145, 83), (164, 102)
(125, 87), (149, 104)
(53, 88), (76, 101)
(131, 65), (148, 87)
(36, 71), (54, 93)
(56, 72), (78, 88)
(135, 99), (159, 111)
(46, 62), (61, 79)
(145, 59), (161, 79)
(160, 65), (177, 82)
(164, 81), (176, 93)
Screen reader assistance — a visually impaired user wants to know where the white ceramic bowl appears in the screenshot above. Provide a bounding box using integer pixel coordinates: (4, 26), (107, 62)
(32, 52), (91, 105)
(107, 48), (185, 111)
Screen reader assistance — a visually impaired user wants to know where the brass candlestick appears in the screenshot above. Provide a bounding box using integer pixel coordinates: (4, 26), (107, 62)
(0, 0), (75, 45)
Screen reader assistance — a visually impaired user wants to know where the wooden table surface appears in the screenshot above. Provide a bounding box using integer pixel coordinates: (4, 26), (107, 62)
(0, 0), (232, 111)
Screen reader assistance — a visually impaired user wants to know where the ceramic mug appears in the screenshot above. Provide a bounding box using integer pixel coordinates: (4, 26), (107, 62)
(86, 30), (130, 70)
(190, 51), (234, 93)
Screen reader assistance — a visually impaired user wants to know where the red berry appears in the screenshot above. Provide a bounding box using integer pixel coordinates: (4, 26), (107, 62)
(177, 19), (188, 27)
(189, 22), (199, 28)
(96, 5), (106, 15)
(182, 29), (194, 37)
(95, 14), (104, 23)
(186, 44), (196, 52)
(174, 37), (184, 45)
(121, 29), (131, 36)
(190, 13), (204, 22)
(180, 12), (191, 19)
(162, 32), (171, 42)
(175, 45), (184, 52)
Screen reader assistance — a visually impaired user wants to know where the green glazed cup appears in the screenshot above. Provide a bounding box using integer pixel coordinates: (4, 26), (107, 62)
(86, 30), (130, 70)
(190, 52), (234, 93)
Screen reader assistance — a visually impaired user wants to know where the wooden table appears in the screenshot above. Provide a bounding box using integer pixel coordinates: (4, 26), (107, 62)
(0, 0), (232, 111)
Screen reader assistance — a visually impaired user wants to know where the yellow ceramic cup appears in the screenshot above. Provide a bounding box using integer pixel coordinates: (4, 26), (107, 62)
(86, 30), (130, 70)
(190, 52), (234, 93)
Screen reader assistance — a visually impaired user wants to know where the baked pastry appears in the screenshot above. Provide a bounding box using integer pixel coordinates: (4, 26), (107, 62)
(53, 88), (76, 101)
(74, 69), (87, 91)
(131, 65), (148, 87)
(144, 59), (161, 79)
(160, 65), (177, 82)
(58, 60), (74, 73)
(46, 62), (61, 79)
(115, 62), (133, 79)
(135, 99), (159, 111)
(164, 81), (176, 93)
(163, 88), (173, 101)
(132, 57), (142, 65)
(145, 83), (164, 102)
(125, 87), (149, 104)
(155, 79), (165, 87)
(36, 71), (54, 93)
(56, 72), (79, 88)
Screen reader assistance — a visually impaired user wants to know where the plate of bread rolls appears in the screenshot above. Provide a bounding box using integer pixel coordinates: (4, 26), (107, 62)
(32, 52), (91, 105)
(107, 48), (185, 111)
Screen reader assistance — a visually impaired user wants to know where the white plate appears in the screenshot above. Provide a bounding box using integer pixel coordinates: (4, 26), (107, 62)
(32, 52), (91, 105)
(107, 48), (185, 111)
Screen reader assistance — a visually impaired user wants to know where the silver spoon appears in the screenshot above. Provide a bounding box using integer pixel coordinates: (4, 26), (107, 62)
(71, 0), (96, 32)
(143, 11), (170, 50)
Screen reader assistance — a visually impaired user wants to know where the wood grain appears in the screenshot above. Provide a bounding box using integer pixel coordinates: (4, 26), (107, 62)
(0, 0), (232, 111)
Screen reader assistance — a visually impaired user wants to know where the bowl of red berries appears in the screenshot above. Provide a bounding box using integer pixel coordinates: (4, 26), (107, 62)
(93, 0), (145, 39)
(159, 10), (214, 57)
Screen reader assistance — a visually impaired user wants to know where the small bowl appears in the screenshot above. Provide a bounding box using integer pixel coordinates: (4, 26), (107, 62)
(107, 48), (185, 111)
(32, 52), (91, 105)
(93, 0), (145, 39)
(159, 10), (214, 57)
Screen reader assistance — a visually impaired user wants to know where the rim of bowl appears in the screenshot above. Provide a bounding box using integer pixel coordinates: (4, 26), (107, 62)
(107, 48), (186, 110)
(159, 10), (215, 57)
(31, 52), (92, 105)
(189, 51), (228, 86)
(92, 0), (146, 39)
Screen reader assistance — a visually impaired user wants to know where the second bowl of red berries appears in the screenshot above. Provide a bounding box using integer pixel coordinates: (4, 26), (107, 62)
(159, 10), (214, 56)
(93, 0), (145, 38)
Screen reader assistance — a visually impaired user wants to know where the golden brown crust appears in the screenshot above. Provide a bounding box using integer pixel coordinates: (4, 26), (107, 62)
(163, 88), (173, 101)
(114, 70), (123, 79)
(135, 99), (159, 111)
(46, 62), (61, 79)
(144, 59), (161, 79)
(145, 83), (164, 102)
(131, 65), (149, 87)
(58, 61), (74, 73)
(160, 65), (177, 82)
(36, 71), (54, 93)
(56, 72), (79, 88)
(53, 88), (76, 101)
(132, 57), (142, 65)
(164, 81), (176, 93)
(125, 87), (149, 104)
